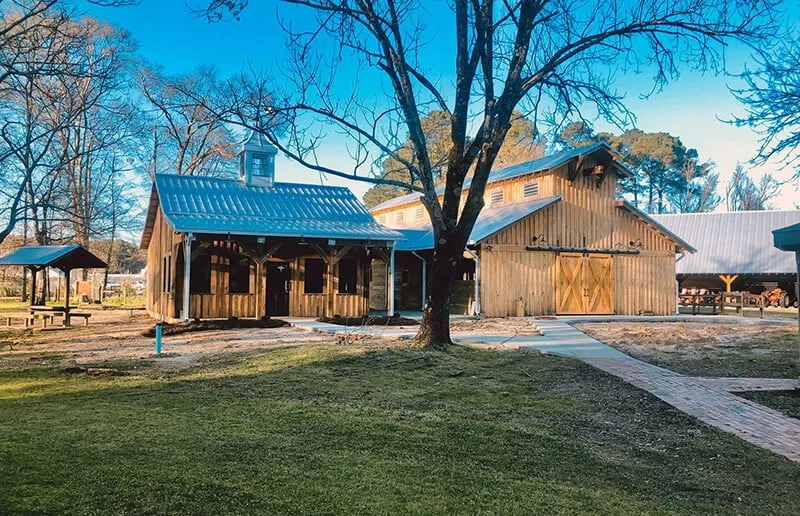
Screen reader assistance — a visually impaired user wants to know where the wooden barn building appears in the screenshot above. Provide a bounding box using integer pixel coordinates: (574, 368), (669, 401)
(140, 132), (401, 322)
(653, 210), (800, 304)
(370, 143), (695, 316)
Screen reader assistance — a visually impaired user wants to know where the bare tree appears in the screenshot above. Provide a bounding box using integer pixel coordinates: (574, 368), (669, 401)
(731, 33), (800, 176)
(198, 0), (777, 348)
(726, 163), (780, 211)
(0, 3), (80, 245)
(139, 66), (238, 177)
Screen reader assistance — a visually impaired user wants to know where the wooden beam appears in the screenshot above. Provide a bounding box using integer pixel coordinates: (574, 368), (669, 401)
(719, 274), (739, 293)
(190, 241), (211, 261)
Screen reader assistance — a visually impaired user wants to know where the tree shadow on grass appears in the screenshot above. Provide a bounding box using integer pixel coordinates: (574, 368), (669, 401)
(1, 345), (800, 515)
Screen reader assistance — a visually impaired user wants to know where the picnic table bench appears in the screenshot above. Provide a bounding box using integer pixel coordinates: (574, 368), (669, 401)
(28, 306), (92, 327)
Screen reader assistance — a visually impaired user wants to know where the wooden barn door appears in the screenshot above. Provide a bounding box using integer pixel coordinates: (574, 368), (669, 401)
(583, 254), (613, 314)
(555, 253), (614, 315)
(555, 253), (585, 314)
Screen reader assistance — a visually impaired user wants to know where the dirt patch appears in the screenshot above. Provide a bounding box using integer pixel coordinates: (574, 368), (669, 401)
(318, 315), (419, 327)
(451, 317), (542, 336)
(576, 321), (797, 352)
(576, 320), (800, 378)
(142, 318), (289, 337)
(0, 309), (347, 373)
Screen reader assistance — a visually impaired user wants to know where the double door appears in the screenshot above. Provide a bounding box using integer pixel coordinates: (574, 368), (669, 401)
(555, 253), (614, 315)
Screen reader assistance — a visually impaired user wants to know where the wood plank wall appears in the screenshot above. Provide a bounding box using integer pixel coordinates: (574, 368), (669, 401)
(145, 213), (370, 320)
(478, 163), (679, 316)
(145, 210), (182, 320)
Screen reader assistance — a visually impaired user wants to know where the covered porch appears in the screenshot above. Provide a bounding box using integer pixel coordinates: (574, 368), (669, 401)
(168, 233), (400, 322)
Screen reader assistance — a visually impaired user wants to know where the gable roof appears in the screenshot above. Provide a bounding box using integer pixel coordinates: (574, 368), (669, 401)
(653, 210), (800, 275)
(615, 201), (696, 253)
(372, 142), (632, 212)
(140, 174), (403, 249)
(395, 195), (562, 251)
(0, 244), (107, 270)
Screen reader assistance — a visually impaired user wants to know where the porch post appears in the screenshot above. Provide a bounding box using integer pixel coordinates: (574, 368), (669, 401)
(387, 245), (395, 316)
(183, 233), (193, 322)
(411, 251), (427, 310)
(29, 266), (37, 306)
(464, 249), (480, 316)
(325, 256), (334, 318)
(63, 268), (71, 327)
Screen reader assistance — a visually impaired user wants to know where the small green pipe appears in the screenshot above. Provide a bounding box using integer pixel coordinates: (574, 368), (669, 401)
(155, 322), (163, 354)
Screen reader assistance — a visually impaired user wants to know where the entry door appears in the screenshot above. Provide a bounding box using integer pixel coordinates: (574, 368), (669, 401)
(583, 254), (613, 314)
(556, 253), (585, 314)
(266, 262), (291, 316)
(555, 253), (614, 315)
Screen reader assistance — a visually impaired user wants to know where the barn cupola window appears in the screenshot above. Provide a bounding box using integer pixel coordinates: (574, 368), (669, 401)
(239, 130), (278, 188)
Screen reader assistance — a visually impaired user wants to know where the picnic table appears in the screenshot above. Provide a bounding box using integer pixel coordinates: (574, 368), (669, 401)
(29, 306), (92, 328)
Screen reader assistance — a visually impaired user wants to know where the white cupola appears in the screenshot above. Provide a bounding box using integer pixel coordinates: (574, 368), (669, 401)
(239, 131), (278, 188)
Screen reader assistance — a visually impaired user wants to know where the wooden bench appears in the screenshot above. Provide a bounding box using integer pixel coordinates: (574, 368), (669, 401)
(66, 312), (92, 326)
(6, 315), (37, 328)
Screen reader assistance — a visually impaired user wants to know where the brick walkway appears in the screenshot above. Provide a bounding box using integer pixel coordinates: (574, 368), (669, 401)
(522, 320), (800, 463)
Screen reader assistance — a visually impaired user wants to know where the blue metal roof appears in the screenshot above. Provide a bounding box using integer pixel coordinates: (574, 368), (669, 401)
(372, 142), (627, 212)
(653, 210), (800, 275)
(774, 222), (800, 252)
(0, 244), (107, 269)
(395, 195), (562, 251)
(147, 174), (403, 245)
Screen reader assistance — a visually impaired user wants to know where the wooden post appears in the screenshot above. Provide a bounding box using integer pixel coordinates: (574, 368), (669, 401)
(387, 246), (395, 316)
(719, 274), (738, 293)
(183, 233), (193, 322)
(796, 252), (800, 333)
(411, 251), (427, 311)
(63, 268), (71, 327)
(29, 266), (38, 307)
(326, 250), (335, 318)
(254, 259), (264, 319)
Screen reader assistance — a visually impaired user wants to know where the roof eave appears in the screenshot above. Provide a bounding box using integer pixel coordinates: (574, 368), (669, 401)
(615, 201), (697, 253)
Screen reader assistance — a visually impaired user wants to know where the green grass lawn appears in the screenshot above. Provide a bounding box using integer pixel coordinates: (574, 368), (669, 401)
(1, 344), (799, 514)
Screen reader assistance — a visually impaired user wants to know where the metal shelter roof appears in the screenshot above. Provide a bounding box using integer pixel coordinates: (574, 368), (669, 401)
(653, 210), (800, 275)
(0, 244), (107, 271)
(394, 195), (562, 251)
(774, 222), (800, 252)
(371, 142), (632, 212)
(141, 174), (403, 249)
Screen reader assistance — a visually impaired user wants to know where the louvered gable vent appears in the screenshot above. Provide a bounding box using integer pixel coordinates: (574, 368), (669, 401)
(523, 181), (540, 198)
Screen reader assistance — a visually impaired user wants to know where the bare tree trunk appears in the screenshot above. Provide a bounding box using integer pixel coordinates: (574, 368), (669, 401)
(415, 242), (461, 348)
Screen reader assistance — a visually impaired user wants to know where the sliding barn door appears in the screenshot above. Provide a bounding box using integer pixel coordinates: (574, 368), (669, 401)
(583, 254), (614, 314)
(555, 253), (614, 315)
(555, 253), (585, 314)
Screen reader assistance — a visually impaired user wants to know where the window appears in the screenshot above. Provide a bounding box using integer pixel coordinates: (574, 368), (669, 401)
(229, 256), (250, 294)
(523, 181), (540, 198)
(338, 259), (358, 294)
(251, 152), (272, 177)
(415, 206), (424, 219)
(396, 211), (405, 224)
(489, 189), (504, 206)
(190, 254), (212, 294)
(304, 258), (325, 294)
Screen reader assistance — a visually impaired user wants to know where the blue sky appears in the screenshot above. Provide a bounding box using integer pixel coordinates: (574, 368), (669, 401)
(84, 0), (799, 210)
